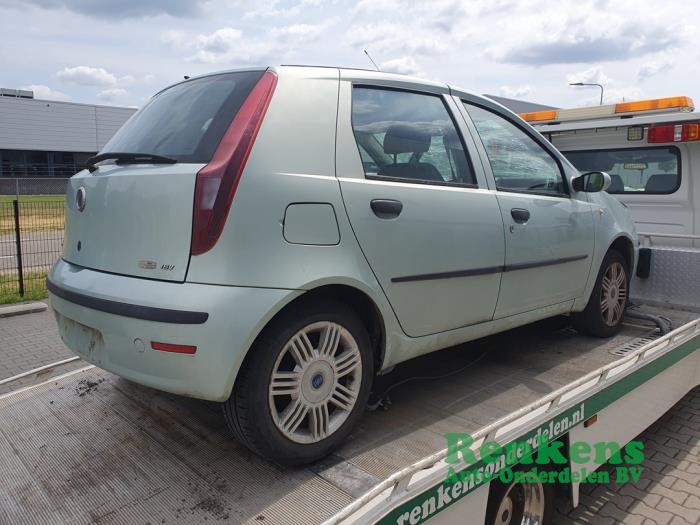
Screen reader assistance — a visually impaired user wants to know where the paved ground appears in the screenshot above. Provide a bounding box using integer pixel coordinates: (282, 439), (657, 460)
(554, 387), (700, 524)
(0, 308), (76, 393)
(0, 309), (698, 524)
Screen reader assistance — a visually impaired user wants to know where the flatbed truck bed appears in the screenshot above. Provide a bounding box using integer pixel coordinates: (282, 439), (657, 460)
(2, 304), (699, 525)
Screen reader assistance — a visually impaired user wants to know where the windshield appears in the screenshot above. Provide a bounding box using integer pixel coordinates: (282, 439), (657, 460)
(563, 147), (680, 194)
(101, 70), (264, 164)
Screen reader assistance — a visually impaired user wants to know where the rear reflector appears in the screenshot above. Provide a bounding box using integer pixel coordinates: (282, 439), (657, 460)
(191, 70), (278, 256)
(151, 341), (197, 354)
(648, 123), (700, 143)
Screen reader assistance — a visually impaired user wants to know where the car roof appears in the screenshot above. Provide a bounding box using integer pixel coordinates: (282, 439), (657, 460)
(156, 65), (510, 117)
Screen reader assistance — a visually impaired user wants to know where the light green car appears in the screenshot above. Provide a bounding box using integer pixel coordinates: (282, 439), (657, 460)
(48, 66), (637, 464)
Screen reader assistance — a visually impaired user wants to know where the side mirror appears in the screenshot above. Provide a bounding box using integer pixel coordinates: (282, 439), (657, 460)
(572, 171), (611, 193)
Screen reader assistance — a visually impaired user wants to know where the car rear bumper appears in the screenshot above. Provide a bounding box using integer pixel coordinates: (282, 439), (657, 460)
(48, 259), (300, 401)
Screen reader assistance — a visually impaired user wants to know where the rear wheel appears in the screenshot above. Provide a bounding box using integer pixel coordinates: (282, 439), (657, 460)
(223, 301), (373, 465)
(485, 466), (554, 525)
(573, 249), (629, 338)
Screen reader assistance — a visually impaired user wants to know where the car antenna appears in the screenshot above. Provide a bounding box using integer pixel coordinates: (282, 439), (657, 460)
(364, 50), (381, 72)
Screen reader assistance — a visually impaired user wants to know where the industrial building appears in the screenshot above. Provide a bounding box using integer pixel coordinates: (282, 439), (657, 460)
(0, 88), (136, 181)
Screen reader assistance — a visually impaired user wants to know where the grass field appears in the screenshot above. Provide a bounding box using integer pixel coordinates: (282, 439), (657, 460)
(0, 196), (65, 302)
(0, 195), (65, 204)
(0, 197), (65, 235)
(0, 271), (49, 305)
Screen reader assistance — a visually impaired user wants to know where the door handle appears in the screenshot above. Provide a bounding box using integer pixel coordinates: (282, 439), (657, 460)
(371, 199), (403, 219)
(510, 208), (530, 224)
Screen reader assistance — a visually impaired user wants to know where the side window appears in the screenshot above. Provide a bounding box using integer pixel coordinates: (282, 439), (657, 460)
(463, 103), (566, 195)
(352, 87), (476, 186)
(563, 147), (681, 194)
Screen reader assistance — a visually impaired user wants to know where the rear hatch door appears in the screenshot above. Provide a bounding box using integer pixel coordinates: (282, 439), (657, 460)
(63, 165), (199, 282)
(61, 69), (267, 282)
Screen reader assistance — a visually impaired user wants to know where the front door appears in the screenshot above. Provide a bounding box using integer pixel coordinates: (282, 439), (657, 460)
(336, 82), (505, 337)
(462, 102), (595, 319)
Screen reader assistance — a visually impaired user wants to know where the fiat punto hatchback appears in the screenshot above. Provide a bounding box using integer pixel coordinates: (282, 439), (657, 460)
(48, 66), (637, 464)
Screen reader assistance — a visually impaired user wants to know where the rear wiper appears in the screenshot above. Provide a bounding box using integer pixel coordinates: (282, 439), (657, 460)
(86, 152), (178, 172)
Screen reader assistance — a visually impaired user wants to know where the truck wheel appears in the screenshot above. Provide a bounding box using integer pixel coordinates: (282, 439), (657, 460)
(223, 301), (373, 465)
(573, 249), (629, 338)
(485, 467), (554, 525)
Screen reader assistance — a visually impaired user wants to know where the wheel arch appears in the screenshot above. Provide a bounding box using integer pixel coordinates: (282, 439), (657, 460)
(231, 283), (387, 397)
(608, 234), (635, 274)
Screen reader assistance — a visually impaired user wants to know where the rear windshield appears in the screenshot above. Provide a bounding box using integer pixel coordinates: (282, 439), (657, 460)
(101, 71), (264, 163)
(563, 146), (681, 194)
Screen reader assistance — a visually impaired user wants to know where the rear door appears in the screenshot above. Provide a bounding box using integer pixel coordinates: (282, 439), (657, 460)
(62, 70), (265, 282)
(336, 79), (505, 337)
(461, 101), (595, 319)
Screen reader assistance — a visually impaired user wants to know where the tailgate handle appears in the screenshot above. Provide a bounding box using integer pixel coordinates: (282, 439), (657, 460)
(371, 199), (403, 219)
(511, 208), (531, 224)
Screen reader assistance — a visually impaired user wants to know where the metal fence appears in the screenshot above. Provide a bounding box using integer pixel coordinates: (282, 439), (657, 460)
(0, 200), (65, 298)
(0, 178), (69, 197)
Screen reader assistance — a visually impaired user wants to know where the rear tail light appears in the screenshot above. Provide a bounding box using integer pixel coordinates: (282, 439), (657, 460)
(648, 123), (700, 143)
(151, 341), (197, 354)
(190, 70), (278, 256)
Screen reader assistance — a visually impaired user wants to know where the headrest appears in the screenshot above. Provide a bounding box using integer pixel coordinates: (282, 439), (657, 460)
(645, 174), (676, 193)
(608, 174), (624, 193)
(383, 124), (431, 155)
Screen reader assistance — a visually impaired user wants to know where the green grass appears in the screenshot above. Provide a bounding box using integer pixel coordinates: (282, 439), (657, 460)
(0, 198), (65, 235)
(0, 195), (65, 204)
(0, 271), (49, 305)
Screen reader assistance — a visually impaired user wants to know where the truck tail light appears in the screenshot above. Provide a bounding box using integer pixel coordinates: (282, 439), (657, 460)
(648, 123), (700, 143)
(191, 70), (277, 256)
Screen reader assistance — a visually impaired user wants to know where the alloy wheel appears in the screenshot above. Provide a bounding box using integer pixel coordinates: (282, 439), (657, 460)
(600, 261), (627, 327)
(268, 321), (363, 444)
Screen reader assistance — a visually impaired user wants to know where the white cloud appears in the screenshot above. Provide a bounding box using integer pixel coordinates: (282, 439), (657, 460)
(56, 66), (118, 86)
(242, 0), (327, 19)
(21, 84), (70, 101)
(489, 3), (685, 65)
(499, 85), (532, 98)
(566, 67), (612, 86)
(163, 20), (336, 64)
(381, 57), (421, 76)
(638, 56), (674, 82)
(347, 23), (448, 56)
(269, 22), (332, 44)
(97, 87), (128, 101)
(16, 0), (208, 19)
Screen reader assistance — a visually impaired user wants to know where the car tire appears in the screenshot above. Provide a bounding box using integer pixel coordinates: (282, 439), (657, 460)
(223, 300), (373, 465)
(484, 463), (555, 525)
(572, 249), (629, 338)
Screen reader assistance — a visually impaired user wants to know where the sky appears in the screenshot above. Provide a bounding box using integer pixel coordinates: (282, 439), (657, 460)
(0, 0), (697, 109)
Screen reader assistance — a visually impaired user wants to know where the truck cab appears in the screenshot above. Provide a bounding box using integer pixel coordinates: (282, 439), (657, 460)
(523, 96), (700, 247)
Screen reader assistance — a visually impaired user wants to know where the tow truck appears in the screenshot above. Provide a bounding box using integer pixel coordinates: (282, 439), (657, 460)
(2, 97), (700, 525)
(522, 95), (700, 311)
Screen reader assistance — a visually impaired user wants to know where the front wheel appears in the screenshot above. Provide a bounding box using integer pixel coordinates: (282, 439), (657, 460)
(223, 301), (373, 465)
(573, 249), (629, 338)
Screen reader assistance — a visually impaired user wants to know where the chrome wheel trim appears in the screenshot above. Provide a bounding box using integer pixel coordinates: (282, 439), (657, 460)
(600, 261), (627, 327)
(268, 321), (362, 444)
(495, 480), (546, 525)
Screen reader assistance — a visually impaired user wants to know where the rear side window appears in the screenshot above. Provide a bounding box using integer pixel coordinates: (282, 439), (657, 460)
(101, 71), (264, 163)
(463, 103), (566, 196)
(351, 87), (476, 186)
(563, 147), (681, 194)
